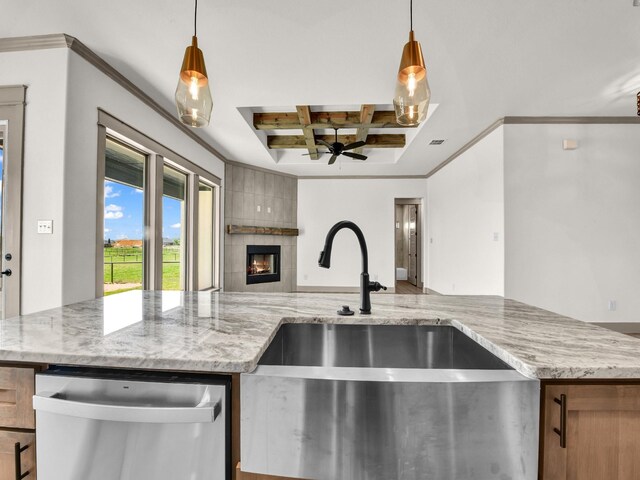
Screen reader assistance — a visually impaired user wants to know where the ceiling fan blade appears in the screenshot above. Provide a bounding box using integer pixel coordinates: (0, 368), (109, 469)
(343, 141), (366, 151)
(328, 154), (338, 165)
(342, 151), (368, 161)
(316, 139), (333, 149)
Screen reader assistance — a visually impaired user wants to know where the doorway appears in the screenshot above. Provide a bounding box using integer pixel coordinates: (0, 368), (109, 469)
(0, 86), (26, 319)
(394, 198), (423, 294)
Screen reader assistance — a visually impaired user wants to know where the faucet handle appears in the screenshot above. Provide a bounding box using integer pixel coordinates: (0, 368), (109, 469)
(369, 281), (387, 292)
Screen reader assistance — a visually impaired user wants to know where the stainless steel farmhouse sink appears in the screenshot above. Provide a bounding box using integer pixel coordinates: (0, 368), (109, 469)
(241, 324), (540, 480)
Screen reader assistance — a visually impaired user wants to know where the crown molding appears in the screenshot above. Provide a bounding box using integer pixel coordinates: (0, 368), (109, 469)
(0, 33), (70, 53)
(297, 175), (426, 180)
(504, 116), (640, 124)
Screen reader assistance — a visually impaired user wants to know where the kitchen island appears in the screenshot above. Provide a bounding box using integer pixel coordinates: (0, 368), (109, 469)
(0, 290), (638, 378)
(1, 291), (640, 480)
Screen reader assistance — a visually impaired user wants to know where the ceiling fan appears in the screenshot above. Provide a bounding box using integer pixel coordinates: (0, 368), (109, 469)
(304, 128), (368, 165)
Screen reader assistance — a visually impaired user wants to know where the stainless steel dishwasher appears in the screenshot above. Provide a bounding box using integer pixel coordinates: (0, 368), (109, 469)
(33, 367), (230, 480)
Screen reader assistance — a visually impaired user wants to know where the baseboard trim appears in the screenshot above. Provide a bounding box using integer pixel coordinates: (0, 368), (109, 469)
(296, 286), (396, 294)
(425, 288), (442, 295)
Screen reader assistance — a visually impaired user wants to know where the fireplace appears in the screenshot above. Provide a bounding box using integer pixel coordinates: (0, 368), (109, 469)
(246, 245), (281, 285)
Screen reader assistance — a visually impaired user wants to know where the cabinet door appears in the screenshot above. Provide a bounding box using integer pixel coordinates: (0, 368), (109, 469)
(0, 367), (35, 429)
(542, 384), (640, 480)
(0, 431), (35, 480)
(237, 464), (305, 480)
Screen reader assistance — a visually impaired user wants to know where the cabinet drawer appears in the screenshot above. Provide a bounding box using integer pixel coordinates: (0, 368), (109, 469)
(0, 431), (35, 480)
(0, 367), (35, 429)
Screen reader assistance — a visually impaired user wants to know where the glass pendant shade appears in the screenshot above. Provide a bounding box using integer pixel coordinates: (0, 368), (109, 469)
(175, 36), (213, 128)
(393, 31), (431, 126)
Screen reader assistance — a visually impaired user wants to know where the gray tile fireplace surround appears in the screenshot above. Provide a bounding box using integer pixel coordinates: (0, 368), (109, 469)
(224, 164), (297, 292)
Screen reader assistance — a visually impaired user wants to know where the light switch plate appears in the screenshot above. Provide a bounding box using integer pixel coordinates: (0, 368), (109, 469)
(37, 220), (53, 234)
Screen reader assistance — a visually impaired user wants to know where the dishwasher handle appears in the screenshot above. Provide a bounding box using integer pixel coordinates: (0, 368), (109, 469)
(33, 393), (221, 424)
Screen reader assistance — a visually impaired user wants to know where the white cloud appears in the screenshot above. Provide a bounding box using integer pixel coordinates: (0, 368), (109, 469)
(170, 223), (181, 229)
(105, 204), (124, 220)
(117, 234), (128, 240)
(104, 228), (111, 233)
(104, 184), (120, 199)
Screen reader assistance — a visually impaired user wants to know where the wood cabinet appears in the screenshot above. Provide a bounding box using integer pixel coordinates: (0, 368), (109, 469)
(0, 366), (35, 430)
(0, 431), (35, 480)
(541, 383), (640, 480)
(0, 365), (37, 479)
(236, 464), (302, 480)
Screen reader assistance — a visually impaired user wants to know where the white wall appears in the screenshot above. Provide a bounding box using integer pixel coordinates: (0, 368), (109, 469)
(504, 124), (640, 323)
(0, 47), (225, 314)
(426, 127), (504, 295)
(0, 49), (69, 314)
(297, 178), (428, 290)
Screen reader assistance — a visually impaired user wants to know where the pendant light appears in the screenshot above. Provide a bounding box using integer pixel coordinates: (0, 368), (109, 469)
(175, 0), (213, 128)
(393, 0), (431, 126)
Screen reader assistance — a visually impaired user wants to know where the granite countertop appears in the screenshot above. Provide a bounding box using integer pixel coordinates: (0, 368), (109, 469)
(0, 290), (638, 379)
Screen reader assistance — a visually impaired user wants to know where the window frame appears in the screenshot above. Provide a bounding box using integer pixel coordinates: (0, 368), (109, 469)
(96, 110), (221, 297)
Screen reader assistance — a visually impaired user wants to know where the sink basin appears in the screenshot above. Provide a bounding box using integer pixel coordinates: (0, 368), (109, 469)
(259, 324), (511, 370)
(242, 324), (539, 480)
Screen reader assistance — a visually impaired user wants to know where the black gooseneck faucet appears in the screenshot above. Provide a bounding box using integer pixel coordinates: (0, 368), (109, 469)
(318, 221), (387, 314)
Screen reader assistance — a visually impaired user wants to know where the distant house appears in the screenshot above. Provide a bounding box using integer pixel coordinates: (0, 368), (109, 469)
(113, 239), (143, 248)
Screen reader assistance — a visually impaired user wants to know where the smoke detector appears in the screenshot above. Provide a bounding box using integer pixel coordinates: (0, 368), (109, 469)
(429, 139), (445, 145)
(634, 0), (640, 6)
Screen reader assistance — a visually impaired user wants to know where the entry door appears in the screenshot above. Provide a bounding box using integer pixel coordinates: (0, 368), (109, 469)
(408, 205), (418, 286)
(0, 87), (26, 319)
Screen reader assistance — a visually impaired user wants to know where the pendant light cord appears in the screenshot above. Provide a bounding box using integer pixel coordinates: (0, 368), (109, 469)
(194, 0), (198, 36)
(410, 0), (413, 31)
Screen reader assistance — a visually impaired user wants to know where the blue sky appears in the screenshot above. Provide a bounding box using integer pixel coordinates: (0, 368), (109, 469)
(104, 180), (182, 241)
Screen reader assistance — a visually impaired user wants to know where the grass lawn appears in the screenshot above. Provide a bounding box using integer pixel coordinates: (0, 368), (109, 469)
(104, 246), (182, 295)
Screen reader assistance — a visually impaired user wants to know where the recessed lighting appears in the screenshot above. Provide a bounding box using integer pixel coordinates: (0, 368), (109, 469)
(429, 139), (445, 145)
(635, 0), (640, 6)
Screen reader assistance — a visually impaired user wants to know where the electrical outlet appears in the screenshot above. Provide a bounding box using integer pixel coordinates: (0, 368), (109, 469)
(37, 220), (53, 234)
(608, 300), (617, 311)
(303, 274), (308, 281)
(493, 232), (500, 242)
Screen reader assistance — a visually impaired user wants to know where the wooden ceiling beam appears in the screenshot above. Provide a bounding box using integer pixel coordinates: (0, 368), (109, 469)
(254, 110), (412, 130)
(295, 105), (319, 160)
(354, 104), (375, 154)
(267, 134), (405, 149)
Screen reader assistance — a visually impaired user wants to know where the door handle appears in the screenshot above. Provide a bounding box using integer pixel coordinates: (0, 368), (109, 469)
(553, 394), (567, 448)
(1, 269), (11, 277)
(14, 442), (30, 479)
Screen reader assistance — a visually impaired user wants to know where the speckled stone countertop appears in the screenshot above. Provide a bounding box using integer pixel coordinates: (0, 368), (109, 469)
(0, 291), (638, 379)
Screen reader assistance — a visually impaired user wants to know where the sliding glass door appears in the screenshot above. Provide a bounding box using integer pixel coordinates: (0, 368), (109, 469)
(97, 117), (220, 296)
